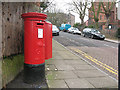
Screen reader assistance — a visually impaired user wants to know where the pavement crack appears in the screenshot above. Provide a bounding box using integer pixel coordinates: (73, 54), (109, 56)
(64, 79), (70, 89)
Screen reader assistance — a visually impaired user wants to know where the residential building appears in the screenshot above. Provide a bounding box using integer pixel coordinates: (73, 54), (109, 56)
(88, 1), (119, 30)
(67, 13), (75, 26)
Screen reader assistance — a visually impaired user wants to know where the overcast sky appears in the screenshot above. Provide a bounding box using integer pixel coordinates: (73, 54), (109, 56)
(51, 0), (88, 23)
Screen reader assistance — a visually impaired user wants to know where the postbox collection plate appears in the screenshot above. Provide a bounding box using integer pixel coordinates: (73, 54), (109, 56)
(38, 28), (43, 38)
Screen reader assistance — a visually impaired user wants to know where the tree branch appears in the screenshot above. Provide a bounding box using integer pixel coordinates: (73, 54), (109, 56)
(110, 1), (116, 11)
(101, 2), (107, 12)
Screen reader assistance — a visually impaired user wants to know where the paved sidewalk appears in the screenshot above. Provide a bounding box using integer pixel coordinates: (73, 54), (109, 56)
(45, 40), (118, 88)
(105, 38), (119, 43)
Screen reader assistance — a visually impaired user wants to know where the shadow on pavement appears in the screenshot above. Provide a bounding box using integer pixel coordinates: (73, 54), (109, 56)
(2, 71), (48, 89)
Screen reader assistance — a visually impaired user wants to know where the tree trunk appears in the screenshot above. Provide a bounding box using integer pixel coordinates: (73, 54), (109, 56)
(105, 15), (110, 29)
(81, 19), (84, 25)
(95, 22), (99, 29)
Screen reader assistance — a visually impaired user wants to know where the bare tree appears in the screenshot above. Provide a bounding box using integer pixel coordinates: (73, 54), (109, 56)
(101, 0), (116, 28)
(47, 12), (68, 27)
(69, 0), (90, 25)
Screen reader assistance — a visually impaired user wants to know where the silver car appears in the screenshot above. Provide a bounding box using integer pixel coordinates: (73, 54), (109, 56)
(52, 25), (59, 36)
(68, 27), (81, 35)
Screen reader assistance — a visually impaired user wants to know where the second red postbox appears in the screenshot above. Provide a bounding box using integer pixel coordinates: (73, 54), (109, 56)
(44, 21), (52, 60)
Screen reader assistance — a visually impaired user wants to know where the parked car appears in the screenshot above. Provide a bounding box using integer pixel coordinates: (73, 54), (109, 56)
(68, 27), (74, 33)
(82, 28), (105, 40)
(68, 27), (81, 35)
(59, 24), (71, 32)
(72, 28), (81, 35)
(52, 25), (59, 36)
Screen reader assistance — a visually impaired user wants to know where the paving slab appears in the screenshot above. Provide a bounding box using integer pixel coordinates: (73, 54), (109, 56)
(86, 77), (118, 88)
(45, 60), (65, 65)
(55, 64), (75, 71)
(64, 60), (88, 65)
(72, 65), (96, 70)
(74, 70), (107, 78)
(47, 80), (68, 88)
(58, 51), (80, 60)
(65, 79), (95, 88)
(52, 41), (67, 51)
(46, 71), (78, 80)
(52, 51), (80, 60)
(52, 55), (65, 60)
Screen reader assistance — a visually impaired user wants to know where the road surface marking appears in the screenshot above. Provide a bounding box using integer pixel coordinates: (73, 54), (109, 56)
(70, 47), (118, 76)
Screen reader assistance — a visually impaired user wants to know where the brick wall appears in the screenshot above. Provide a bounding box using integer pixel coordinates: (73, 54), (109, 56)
(88, 2), (117, 24)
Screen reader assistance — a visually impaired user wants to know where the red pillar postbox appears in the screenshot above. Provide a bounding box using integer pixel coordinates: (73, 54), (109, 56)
(21, 12), (50, 84)
(22, 12), (47, 65)
(44, 22), (52, 60)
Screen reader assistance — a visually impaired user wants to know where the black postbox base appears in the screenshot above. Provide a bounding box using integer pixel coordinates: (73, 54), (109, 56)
(24, 63), (45, 84)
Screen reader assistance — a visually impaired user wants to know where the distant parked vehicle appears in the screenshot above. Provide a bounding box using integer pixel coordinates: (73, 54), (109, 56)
(59, 24), (71, 32)
(52, 25), (59, 36)
(68, 27), (74, 33)
(82, 28), (105, 40)
(68, 27), (81, 35)
(72, 28), (81, 35)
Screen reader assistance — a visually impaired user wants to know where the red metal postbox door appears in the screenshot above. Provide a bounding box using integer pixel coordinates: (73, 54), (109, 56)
(45, 22), (52, 60)
(24, 20), (45, 64)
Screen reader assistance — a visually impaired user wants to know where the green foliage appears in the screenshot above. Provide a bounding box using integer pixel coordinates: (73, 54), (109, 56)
(86, 25), (95, 28)
(91, 2), (101, 29)
(116, 28), (120, 38)
(94, 17), (99, 22)
(84, 26), (88, 28)
(73, 23), (81, 28)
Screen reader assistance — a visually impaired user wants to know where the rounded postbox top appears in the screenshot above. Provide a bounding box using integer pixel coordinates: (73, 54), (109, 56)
(21, 12), (47, 20)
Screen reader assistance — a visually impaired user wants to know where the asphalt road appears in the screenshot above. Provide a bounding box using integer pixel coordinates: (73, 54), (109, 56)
(53, 31), (118, 80)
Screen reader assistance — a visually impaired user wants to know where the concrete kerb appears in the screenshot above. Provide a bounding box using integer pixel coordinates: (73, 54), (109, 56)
(105, 38), (119, 44)
(52, 39), (118, 83)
